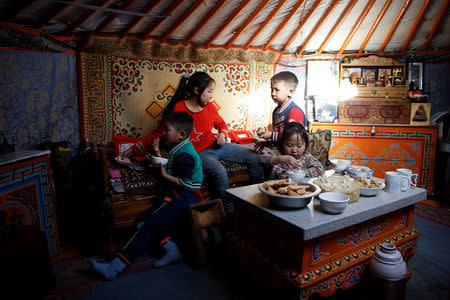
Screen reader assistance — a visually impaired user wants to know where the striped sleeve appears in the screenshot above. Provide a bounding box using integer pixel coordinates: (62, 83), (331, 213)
(302, 152), (325, 177)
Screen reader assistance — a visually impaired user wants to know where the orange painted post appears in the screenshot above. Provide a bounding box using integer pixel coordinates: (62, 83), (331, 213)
(297, 0), (340, 56)
(401, 0), (431, 52)
(378, 0), (411, 53)
(67, 0), (109, 33)
(184, 0), (227, 45)
(118, 0), (160, 35)
(263, 0), (306, 50)
(280, 0), (321, 56)
(37, 3), (70, 30)
(358, 0), (392, 53)
(339, 0), (376, 54)
(204, 0), (251, 47)
(245, 0), (286, 48)
(160, 0), (204, 42)
(225, 0), (270, 49)
(140, 0), (184, 38)
(317, 0), (358, 54)
(423, 0), (448, 50)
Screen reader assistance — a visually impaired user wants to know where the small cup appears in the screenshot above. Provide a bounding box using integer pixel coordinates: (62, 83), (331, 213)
(384, 171), (409, 193)
(396, 168), (418, 190)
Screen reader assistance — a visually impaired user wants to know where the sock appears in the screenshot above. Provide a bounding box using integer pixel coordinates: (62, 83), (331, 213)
(90, 257), (127, 280)
(153, 240), (182, 268)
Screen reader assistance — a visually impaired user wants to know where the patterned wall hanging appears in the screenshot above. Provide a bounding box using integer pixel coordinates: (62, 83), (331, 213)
(78, 37), (276, 144)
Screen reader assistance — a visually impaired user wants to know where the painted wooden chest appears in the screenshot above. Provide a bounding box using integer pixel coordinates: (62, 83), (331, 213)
(0, 150), (59, 254)
(311, 123), (437, 195)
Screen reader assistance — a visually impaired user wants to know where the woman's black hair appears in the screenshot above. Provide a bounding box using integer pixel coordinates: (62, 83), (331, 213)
(163, 72), (215, 118)
(278, 122), (309, 153)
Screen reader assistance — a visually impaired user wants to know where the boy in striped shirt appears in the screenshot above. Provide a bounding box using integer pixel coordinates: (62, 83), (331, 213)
(255, 71), (306, 153)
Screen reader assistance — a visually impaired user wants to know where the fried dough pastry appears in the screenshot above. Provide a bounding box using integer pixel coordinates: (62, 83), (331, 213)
(263, 179), (313, 196)
(354, 176), (383, 188)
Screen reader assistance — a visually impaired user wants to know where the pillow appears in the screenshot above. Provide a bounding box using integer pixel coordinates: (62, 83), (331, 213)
(113, 136), (140, 156)
(307, 130), (333, 170)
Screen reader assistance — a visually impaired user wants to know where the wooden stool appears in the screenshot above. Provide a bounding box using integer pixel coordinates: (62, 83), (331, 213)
(188, 199), (227, 261)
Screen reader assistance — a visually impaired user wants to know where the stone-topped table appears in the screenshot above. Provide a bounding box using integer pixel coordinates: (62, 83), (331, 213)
(225, 183), (426, 299)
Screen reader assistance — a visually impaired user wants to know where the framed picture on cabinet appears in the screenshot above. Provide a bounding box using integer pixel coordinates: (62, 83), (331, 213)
(347, 68), (361, 85)
(410, 102), (430, 125)
(378, 69), (391, 80)
(361, 68), (375, 84)
(393, 76), (405, 86)
(408, 62), (423, 90)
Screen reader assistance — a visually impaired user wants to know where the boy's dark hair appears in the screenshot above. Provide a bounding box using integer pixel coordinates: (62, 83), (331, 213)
(163, 72), (215, 118)
(271, 71), (298, 89)
(165, 111), (194, 137)
(278, 121), (309, 151)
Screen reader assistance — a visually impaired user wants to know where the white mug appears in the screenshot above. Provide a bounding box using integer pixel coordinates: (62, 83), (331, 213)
(384, 171), (409, 193)
(396, 168), (418, 190)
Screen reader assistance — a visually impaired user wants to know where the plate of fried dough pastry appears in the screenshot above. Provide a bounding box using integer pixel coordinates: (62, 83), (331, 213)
(258, 178), (321, 208)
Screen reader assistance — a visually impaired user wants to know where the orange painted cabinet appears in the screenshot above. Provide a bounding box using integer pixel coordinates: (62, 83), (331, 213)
(311, 123), (437, 195)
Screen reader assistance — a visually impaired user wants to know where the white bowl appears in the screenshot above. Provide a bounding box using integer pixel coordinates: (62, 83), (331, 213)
(358, 177), (385, 197)
(258, 181), (321, 209)
(151, 156), (168, 166)
(286, 169), (307, 183)
(319, 192), (349, 214)
(345, 165), (374, 178)
(330, 159), (352, 173)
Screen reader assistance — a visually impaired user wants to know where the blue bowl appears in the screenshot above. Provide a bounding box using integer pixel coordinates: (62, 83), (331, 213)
(345, 166), (374, 178)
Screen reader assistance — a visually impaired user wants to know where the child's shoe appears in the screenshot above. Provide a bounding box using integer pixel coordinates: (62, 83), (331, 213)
(90, 257), (126, 280)
(153, 240), (182, 268)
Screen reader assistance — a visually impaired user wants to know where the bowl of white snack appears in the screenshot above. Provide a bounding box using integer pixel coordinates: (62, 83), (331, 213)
(330, 159), (352, 174)
(345, 165), (374, 179)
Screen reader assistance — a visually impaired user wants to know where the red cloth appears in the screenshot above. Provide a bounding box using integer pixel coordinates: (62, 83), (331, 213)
(131, 100), (228, 155)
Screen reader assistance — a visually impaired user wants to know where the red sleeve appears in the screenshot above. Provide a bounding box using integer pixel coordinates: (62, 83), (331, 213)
(211, 105), (228, 137)
(130, 122), (164, 156)
(288, 108), (305, 126)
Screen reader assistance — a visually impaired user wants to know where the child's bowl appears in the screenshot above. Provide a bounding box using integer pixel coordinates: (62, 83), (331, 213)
(151, 156), (168, 166)
(286, 170), (307, 183)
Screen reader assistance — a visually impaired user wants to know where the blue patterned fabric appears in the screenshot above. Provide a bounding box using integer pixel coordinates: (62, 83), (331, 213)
(0, 50), (79, 156)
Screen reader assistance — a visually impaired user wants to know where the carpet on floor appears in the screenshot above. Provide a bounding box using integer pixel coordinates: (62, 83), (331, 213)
(414, 201), (450, 227)
(48, 254), (156, 299)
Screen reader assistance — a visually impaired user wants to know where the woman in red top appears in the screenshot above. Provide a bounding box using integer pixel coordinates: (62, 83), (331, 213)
(121, 72), (264, 212)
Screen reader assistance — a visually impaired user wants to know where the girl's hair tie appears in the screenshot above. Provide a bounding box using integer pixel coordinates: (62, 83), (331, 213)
(182, 72), (190, 79)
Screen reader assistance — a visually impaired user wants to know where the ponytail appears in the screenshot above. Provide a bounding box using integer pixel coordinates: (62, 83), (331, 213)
(162, 71), (215, 118)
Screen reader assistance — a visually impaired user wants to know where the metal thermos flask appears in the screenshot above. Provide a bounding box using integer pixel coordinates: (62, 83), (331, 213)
(368, 242), (407, 300)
